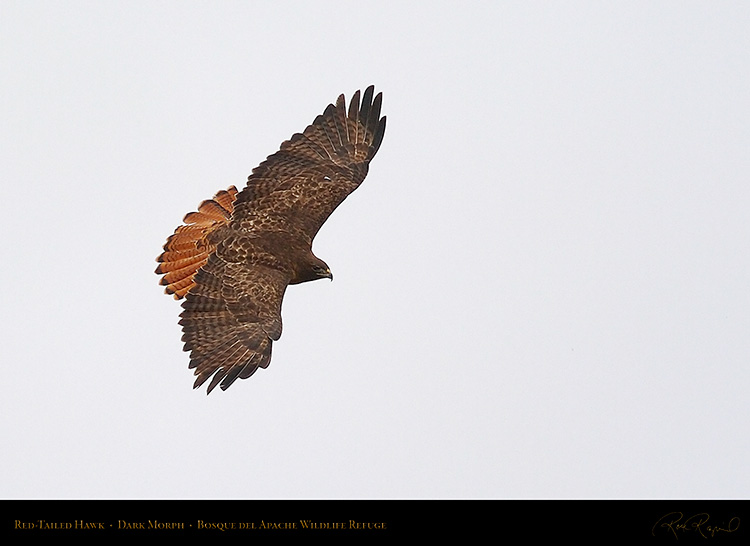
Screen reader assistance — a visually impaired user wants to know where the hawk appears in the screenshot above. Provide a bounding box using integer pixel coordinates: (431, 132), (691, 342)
(156, 86), (386, 394)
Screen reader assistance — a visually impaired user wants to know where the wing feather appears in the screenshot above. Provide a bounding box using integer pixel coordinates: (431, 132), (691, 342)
(179, 256), (290, 394)
(347, 89), (361, 144)
(233, 86), (387, 240)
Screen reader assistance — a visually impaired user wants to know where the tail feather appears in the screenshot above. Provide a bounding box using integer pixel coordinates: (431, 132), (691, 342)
(155, 185), (238, 299)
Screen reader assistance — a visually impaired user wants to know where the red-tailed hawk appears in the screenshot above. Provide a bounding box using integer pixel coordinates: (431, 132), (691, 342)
(156, 86), (386, 393)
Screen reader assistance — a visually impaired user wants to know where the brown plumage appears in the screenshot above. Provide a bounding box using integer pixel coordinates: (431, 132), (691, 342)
(156, 86), (386, 393)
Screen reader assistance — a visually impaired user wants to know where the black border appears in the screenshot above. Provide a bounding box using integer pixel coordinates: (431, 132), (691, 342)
(2, 499), (748, 541)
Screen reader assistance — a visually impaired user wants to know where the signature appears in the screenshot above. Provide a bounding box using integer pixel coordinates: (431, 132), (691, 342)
(652, 512), (741, 539)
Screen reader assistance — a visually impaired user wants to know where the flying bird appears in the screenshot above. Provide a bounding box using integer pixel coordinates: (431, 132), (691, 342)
(156, 86), (386, 394)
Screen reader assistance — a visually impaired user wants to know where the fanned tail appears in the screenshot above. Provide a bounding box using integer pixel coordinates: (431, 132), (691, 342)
(155, 186), (238, 299)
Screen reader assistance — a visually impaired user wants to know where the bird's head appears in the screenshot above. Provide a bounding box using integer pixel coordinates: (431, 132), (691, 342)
(292, 253), (333, 284)
(311, 262), (333, 281)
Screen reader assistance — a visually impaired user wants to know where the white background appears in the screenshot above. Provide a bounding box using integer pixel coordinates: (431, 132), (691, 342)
(2, 1), (748, 499)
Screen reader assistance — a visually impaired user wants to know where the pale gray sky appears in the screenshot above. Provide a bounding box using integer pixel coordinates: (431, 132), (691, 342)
(2, 1), (749, 499)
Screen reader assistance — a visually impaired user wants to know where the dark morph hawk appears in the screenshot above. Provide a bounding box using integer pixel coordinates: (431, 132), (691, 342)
(156, 86), (386, 394)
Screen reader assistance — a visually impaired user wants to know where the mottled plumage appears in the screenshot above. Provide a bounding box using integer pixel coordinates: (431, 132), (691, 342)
(156, 86), (386, 393)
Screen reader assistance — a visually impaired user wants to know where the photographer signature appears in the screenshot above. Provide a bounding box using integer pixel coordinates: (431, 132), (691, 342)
(652, 512), (740, 539)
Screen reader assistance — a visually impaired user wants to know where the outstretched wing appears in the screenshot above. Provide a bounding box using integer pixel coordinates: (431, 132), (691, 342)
(155, 186), (238, 299)
(232, 85), (387, 242)
(179, 255), (290, 393)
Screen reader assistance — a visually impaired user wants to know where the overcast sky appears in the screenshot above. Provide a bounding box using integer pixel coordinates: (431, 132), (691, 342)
(2, 1), (749, 499)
